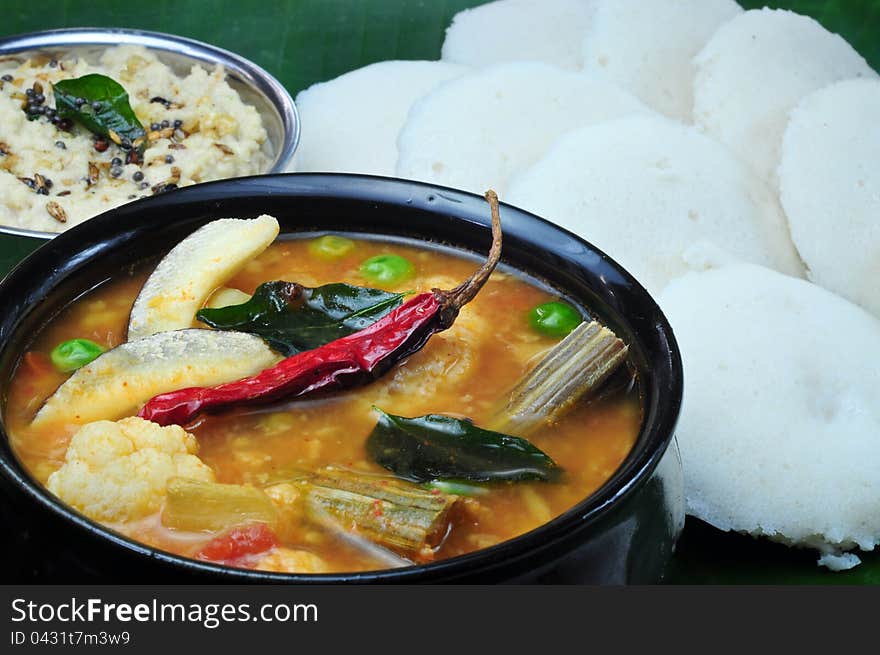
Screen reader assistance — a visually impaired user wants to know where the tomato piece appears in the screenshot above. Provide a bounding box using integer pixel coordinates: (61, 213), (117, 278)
(195, 523), (278, 564)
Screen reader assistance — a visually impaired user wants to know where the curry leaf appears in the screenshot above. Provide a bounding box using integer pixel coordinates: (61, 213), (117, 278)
(53, 74), (146, 152)
(366, 408), (563, 483)
(196, 281), (405, 356)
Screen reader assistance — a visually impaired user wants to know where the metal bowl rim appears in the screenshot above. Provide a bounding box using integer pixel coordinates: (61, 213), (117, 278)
(0, 26), (300, 240)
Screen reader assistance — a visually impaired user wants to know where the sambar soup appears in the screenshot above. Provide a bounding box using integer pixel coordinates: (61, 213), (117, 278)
(5, 204), (640, 574)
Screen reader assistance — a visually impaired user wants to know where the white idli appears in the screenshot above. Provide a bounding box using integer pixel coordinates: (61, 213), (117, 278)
(289, 61), (469, 176)
(779, 78), (880, 318)
(395, 62), (650, 194)
(582, 0), (741, 121)
(693, 8), (876, 185)
(660, 262), (880, 569)
(505, 115), (803, 293)
(441, 0), (596, 71)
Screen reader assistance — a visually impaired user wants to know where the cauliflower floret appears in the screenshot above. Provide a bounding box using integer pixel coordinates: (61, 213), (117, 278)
(253, 547), (328, 574)
(47, 417), (214, 523)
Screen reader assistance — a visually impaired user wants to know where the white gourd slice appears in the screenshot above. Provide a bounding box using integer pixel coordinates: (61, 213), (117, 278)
(205, 287), (252, 309)
(127, 215), (279, 340)
(32, 329), (282, 428)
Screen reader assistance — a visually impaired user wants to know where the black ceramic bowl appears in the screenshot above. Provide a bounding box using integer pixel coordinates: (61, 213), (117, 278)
(0, 174), (684, 584)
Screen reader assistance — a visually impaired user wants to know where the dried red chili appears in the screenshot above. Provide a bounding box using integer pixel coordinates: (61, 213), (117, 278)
(138, 190), (503, 427)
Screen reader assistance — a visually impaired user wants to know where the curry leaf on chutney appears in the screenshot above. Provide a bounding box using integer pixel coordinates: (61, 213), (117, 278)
(196, 281), (406, 356)
(53, 74), (146, 152)
(366, 408), (563, 483)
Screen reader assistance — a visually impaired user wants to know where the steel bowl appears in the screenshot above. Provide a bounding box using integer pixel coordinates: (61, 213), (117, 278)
(0, 174), (684, 584)
(0, 27), (299, 242)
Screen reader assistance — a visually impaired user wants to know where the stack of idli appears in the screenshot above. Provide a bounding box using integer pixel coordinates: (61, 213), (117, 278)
(693, 8), (876, 186)
(582, 0), (742, 121)
(505, 115), (802, 293)
(661, 262), (880, 571)
(290, 61), (468, 176)
(441, 0), (596, 71)
(779, 79), (880, 318)
(286, 0), (880, 569)
(395, 63), (650, 194)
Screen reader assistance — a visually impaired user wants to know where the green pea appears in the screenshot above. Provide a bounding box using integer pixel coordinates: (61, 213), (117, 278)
(50, 338), (105, 373)
(359, 254), (414, 285)
(528, 301), (581, 338)
(308, 235), (356, 260)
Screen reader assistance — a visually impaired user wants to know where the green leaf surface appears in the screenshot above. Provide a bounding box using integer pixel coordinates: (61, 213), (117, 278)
(366, 408), (562, 483)
(53, 74), (146, 151)
(196, 280), (404, 356)
(0, 1), (877, 98)
(1, 0), (879, 585)
(0, 234), (40, 277)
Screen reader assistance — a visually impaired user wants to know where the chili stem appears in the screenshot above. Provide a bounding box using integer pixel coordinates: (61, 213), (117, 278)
(443, 189), (503, 309)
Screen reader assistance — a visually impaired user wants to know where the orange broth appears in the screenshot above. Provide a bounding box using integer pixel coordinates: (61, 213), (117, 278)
(5, 235), (641, 573)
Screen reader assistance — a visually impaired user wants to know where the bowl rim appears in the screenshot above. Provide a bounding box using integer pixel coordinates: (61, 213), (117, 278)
(0, 173), (683, 583)
(0, 26), (300, 240)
